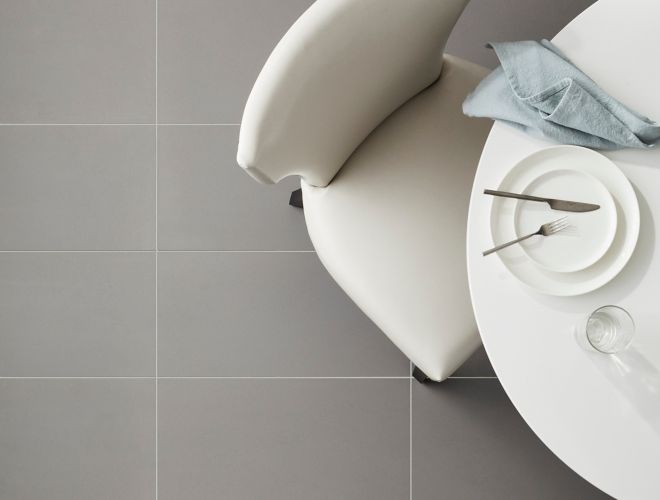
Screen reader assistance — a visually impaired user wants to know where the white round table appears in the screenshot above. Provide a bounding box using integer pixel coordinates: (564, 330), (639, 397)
(467, 0), (660, 498)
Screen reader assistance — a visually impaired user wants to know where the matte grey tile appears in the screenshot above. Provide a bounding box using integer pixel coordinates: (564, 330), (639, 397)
(158, 0), (313, 123)
(412, 380), (610, 499)
(158, 126), (313, 250)
(158, 379), (408, 500)
(0, 253), (156, 376)
(0, 0), (155, 123)
(0, 126), (155, 250)
(158, 125), (311, 250)
(446, 0), (596, 68)
(0, 379), (156, 500)
(451, 345), (496, 378)
(158, 252), (408, 376)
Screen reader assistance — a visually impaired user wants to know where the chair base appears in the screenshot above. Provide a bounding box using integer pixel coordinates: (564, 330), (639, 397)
(289, 188), (303, 208)
(412, 366), (429, 383)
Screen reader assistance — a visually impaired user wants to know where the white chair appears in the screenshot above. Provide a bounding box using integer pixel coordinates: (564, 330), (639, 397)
(237, 0), (492, 381)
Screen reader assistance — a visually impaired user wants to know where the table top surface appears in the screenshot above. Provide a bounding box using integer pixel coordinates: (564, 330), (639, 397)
(467, 0), (660, 498)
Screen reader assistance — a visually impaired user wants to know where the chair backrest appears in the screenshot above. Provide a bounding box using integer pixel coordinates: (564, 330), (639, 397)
(237, 0), (469, 187)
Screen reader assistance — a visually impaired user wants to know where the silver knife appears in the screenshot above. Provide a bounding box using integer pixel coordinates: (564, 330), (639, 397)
(484, 189), (600, 213)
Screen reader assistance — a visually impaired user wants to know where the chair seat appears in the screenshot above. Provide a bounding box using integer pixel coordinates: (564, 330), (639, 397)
(301, 56), (492, 380)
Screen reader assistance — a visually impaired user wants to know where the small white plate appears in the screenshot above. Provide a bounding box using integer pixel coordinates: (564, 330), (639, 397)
(513, 169), (617, 273)
(489, 145), (640, 296)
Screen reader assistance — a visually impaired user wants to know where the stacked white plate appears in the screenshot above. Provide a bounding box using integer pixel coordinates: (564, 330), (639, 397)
(489, 145), (640, 296)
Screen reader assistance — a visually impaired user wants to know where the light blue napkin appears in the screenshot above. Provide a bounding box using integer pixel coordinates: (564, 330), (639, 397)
(462, 40), (660, 149)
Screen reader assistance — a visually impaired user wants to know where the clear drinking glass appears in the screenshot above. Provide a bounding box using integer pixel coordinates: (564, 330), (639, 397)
(584, 305), (635, 354)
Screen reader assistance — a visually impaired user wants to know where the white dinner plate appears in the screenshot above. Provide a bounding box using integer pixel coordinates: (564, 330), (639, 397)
(513, 169), (617, 273)
(489, 145), (640, 296)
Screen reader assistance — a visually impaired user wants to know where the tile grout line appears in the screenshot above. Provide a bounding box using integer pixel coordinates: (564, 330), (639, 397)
(0, 376), (417, 380)
(159, 250), (316, 253)
(160, 123), (240, 126)
(0, 375), (493, 380)
(0, 250), (155, 253)
(409, 361), (412, 500)
(0, 123), (240, 126)
(154, 0), (159, 498)
(158, 376), (413, 380)
(0, 377), (157, 380)
(0, 250), (316, 253)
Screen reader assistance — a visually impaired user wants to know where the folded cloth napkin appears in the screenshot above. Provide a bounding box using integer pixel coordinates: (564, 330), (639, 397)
(462, 39), (660, 149)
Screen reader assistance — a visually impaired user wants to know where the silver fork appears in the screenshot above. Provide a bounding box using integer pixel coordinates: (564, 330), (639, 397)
(483, 216), (569, 256)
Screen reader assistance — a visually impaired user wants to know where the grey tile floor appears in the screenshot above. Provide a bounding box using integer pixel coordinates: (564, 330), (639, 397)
(0, 0), (610, 498)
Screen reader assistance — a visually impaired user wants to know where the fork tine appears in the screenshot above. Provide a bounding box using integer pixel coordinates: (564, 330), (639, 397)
(548, 216), (568, 228)
(543, 216), (569, 235)
(551, 221), (569, 233)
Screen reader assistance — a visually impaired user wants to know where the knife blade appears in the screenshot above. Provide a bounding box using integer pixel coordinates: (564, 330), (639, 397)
(484, 189), (600, 213)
